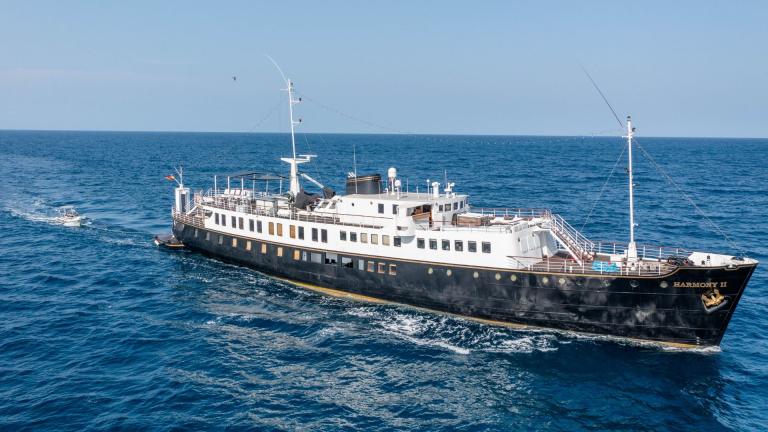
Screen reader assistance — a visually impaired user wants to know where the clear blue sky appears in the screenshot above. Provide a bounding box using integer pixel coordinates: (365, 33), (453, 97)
(1, 1), (766, 137)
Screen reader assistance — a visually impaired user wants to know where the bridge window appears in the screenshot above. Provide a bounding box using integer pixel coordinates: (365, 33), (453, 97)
(417, 238), (425, 249)
(442, 240), (450, 251)
(453, 202), (458, 210)
(455, 240), (463, 251)
(340, 231), (347, 241)
(482, 242), (492, 253)
(439, 204), (444, 212)
(468, 241), (477, 252)
(429, 239), (437, 250)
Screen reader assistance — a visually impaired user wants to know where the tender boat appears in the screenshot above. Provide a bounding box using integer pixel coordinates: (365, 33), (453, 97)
(154, 233), (185, 249)
(55, 207), (82, 227)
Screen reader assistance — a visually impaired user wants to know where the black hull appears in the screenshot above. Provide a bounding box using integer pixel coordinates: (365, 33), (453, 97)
(173, 223), (756, 347)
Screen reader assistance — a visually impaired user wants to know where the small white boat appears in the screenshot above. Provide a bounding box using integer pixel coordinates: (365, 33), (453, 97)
(55, 207), (82, 227)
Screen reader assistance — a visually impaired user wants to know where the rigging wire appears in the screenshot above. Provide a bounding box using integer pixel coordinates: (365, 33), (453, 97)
(633, 138), (745, 254)
(296, 92), (412, 134)
(579, 141), (627, 231)
(579, 64), (623, 129)
(249, 97), (286, 132)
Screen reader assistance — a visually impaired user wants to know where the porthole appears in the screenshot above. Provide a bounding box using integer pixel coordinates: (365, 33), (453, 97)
(495, 273), (501, 281)
(473, 271), (479, 279)
(630, 280), (640, 288)
(446, 269), (452, 276)
(558, 278), (566, 286)
(510, 274), (517, 282)
(660, 280), (669, 289)
(542, 276), (549, 285)
(428, 267), (434, 275)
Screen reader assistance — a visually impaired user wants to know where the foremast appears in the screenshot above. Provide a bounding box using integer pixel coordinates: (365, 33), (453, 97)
(278, 78), (313, 196)
(626, 116), (638, 262)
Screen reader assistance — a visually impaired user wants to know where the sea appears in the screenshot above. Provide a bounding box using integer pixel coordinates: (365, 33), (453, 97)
(0, 130), (766, 431)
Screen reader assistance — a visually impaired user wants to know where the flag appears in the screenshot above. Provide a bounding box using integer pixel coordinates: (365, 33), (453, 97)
(165, 175), (176, 181)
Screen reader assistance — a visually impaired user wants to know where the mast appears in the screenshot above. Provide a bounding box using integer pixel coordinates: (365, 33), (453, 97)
(626, 115), (638, 261)
(278, 78), (311, 196)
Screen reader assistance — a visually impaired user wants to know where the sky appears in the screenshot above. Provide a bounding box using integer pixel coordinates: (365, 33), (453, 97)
(1, 1), (766, 137)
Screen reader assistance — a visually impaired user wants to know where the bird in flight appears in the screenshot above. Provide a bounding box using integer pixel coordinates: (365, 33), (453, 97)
(232, 76), (237, 81)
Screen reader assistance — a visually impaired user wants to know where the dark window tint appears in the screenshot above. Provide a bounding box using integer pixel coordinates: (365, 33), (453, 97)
(231, 216), (236, 227)
(238, 217), (244, 230)
(378, 203), (384, 214)
(455, 240), (463, 251)
(312, 228), (318, 241)
(321, 229), (328, 243)
(257, 220), (262, 233)
(468, 241), (477, 252)
(249, 219), (254, 231)
(417, 238), (425, 249)
(350, 232), (358, 242)
(394, 236), (402, 247)
(215, 213), (219, 224)
(222, 216), (226, 227)
(429, 239), (437, 250)
(298, 226), (304, 239)
(482, 242), (492, 253)
(442, 240), (450, 251)
(392, 204), (398, 215)
(340, 231), (347, 241)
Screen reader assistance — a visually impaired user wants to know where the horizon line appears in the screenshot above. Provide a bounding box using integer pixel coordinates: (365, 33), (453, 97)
(1, 127), (766, 141)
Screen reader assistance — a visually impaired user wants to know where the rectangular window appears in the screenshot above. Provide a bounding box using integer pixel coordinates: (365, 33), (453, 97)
(382, 235), (390, 246)
(371, 234), (379, 245)
(367, 261), (375, 272)
(377, 262), (386, 274)
(325, 253), (338, 265)
(429, 239), (437, 250)
(293, 249), (300, 260)
(261, 243), (267, 254)
(277, 223), (283, 237)
(222, 216), (226, 227)
(238, 217), (244, 230)
(361, 233), (368, 244)
(298, 226), (304, 240)
(321, 229), (327, 243)
(257, 220), (262, 233)
(249, 219), (254, 231)
(455, 240), (463, 252)
(460, 200), (464, 209)
(310, 252), (323, 263)
(482, 242), (492, 253)
(232, 237), (238, 248)
(206, 232), (210, 241)
(302, 251), (308, 261)
(439, 204), (444, 212)
(389, 264), (397, 275)
(358, 259), (365, 271)
(277, 246), (283, 257)
(340, 231), (347, 241)
(392, 204), (398, 215)
(268, 222), (275, 235)
(246, 240), (252, 251)
(215, 213), (219, 224)
(194, 228), (199, 237)
(453, 202), (458, 210)
(394, 236), (401, 247)
(468, 241), (477, 252)
(378, 203), (384, 214)
(231, 216), (236, 227)
(442, 239), (450, 251)
(350, 232), (358, 242)
(289, 225), (296, 238)
(342, 257), (354, 268)
(218, 235), (223, 245)
(312, 228), (318, 241)
(417, 238), (425, 249)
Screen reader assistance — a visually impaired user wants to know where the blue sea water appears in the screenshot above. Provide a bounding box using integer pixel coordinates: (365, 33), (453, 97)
(0, 130), (766, 431)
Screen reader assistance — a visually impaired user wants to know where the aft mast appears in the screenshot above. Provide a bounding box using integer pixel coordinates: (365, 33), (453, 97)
(626, 115), (638, 262)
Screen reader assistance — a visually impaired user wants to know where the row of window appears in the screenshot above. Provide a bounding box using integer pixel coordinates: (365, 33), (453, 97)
(195, 228), (397, 276)
(339, 230), (402, 247)
(438, 200), (466, 212)
(212, 213), (490, 253)
(417, 238), (491, 253)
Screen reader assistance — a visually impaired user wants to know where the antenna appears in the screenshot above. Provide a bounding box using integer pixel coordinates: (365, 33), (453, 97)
(353, 144), (358, 194)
